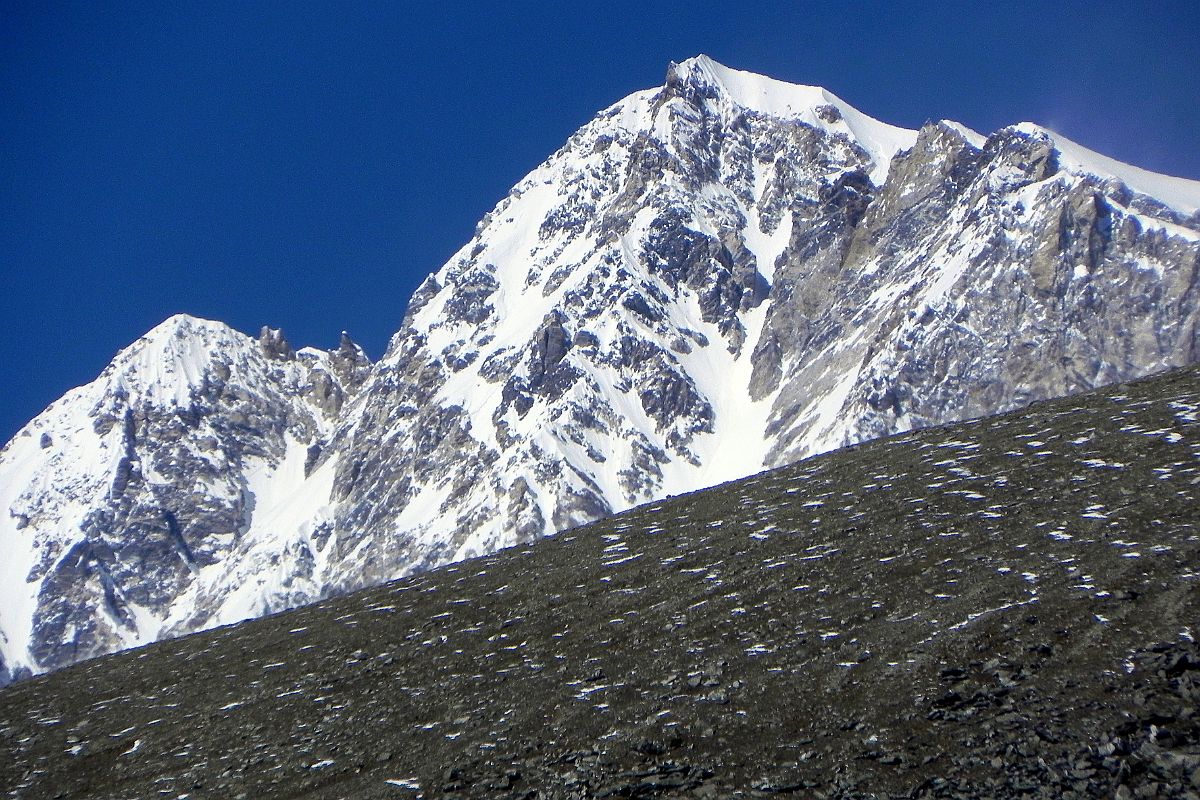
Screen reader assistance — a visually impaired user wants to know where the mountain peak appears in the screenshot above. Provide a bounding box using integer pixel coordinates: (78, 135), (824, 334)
(101, 316), (257, 408)
(4, 57), (1200, 688)
(142, 312), (230, 340)
(664, 56), (916, 185)
(666, 55), (833, 113)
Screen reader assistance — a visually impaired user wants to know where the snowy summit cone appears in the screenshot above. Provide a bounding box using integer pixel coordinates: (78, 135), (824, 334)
(3, 58), (1200, 683)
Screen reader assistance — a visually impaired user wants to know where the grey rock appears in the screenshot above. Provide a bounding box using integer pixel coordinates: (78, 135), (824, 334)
(257, 326), (294, 360)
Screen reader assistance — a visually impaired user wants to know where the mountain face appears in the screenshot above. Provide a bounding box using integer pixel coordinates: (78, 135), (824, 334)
(4, 364), (1199, 799)
(0, 317), (371, 682)
(3, 55), (1200, 684)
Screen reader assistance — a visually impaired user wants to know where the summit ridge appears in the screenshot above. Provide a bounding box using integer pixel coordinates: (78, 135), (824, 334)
(665, 55), (920, 184)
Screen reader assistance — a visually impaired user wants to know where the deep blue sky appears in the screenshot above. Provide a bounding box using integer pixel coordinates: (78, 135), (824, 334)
(2, 1), (1198, 441)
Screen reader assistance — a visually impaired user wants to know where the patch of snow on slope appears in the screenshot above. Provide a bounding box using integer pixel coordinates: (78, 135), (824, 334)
(112, 315), (239, 407)
(938, 120), (987, 149)
(162, 438), (339, 633)
(0, 431), (51, 675)
(680, 300), (774, 491)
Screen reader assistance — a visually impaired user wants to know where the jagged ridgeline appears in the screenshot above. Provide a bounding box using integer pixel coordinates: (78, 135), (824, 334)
(2, 55), (1200, 683)
(2, 365), (1198, 798)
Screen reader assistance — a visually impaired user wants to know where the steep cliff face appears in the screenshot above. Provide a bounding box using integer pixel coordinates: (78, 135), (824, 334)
(759, 120), (1200, 465)
(3, 56), (1199, 683)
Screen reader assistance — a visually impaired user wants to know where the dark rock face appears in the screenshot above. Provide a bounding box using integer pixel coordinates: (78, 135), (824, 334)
(3, 364), (1199, 798)
(3, 56), (1200, 682)
(441, 267), (500, 325)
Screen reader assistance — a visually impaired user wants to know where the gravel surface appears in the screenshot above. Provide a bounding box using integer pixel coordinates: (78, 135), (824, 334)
(3, 365), (1199, 799)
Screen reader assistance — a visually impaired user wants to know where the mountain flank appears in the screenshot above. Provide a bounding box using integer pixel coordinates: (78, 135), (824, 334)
(3, 363), (1198, 799)
(3, 54), (1200, 682)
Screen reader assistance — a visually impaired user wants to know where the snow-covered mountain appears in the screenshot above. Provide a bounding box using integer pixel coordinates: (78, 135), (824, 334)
(0, 317), (371, 682)
(3, 55), (1200, 684)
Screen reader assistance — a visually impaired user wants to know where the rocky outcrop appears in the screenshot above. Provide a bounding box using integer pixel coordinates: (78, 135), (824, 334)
(762, 121), (1200, 464)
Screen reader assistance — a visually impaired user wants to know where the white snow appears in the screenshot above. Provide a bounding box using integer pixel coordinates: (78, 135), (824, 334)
(938, 120), (987, 149)
(384, 778), (421, 790)
(0, 432), (53, 674)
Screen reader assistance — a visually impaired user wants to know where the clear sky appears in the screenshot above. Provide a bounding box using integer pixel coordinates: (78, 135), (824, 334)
(2, 1), (1198, 442)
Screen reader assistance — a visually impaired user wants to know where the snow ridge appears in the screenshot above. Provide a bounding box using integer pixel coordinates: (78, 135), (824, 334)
(1011, 122), (1200, 215)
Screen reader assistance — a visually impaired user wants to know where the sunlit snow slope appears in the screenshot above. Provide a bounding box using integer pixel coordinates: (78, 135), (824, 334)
(3, 55), (1200, 683)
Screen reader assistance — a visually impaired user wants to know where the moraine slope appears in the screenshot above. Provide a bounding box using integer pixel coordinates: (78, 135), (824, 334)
(2, 363), (1199, 798)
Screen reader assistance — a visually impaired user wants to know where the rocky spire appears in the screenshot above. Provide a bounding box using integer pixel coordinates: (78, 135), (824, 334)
(258, 326), (294, 360)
